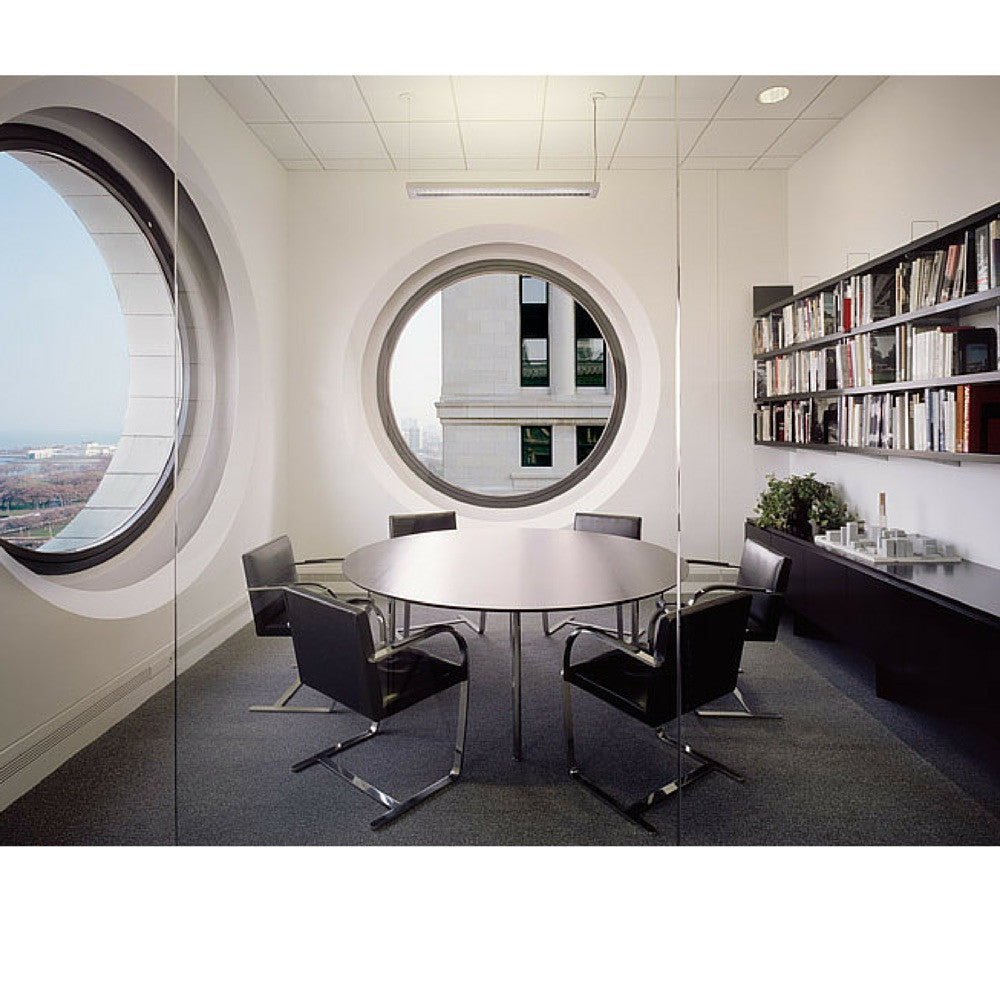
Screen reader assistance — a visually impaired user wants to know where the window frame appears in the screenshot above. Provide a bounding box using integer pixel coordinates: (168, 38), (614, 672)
(574, 301), (607, 388)
(0, 123), (178, 575)
(520, 425), (553, 467)
(519, 274), (550, 387)
(576, 424), (604, 464)
(376, 258), (627, 509)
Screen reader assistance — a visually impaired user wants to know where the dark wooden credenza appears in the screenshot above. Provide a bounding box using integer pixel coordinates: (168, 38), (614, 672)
(745, 520), (1000, 721)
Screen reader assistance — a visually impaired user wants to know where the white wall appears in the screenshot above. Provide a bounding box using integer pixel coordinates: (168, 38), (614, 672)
(0, 77), (287, 811)
(783, 76), (1000, 567)
(284, 167), (785, 564)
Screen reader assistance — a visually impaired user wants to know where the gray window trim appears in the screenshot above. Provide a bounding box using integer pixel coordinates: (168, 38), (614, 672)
(376, 258), (626, 509)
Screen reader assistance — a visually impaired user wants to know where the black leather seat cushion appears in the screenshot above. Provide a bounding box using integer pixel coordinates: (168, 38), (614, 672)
(564, 650), (658, 724)
(379, 649), (469, 719)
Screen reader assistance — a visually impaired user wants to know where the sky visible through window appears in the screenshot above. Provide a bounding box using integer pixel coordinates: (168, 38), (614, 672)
(390, 291), (442, 429)
(0, 152), (128, 449)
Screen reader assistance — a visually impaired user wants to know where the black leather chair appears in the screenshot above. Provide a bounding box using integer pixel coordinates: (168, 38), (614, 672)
(542, 512), (643, 641)
(562, 591), (752, 833)
(388, 511), (486, 638)
(242, 535), (384, 713)
(285, 585), (469, 830)
(685, 537), (791, 720)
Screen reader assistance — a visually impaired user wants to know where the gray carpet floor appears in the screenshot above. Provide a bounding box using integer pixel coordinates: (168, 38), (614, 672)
(2, 602), (998, 846)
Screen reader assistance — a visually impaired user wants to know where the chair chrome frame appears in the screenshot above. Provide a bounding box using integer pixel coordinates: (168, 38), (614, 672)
(561, 601), (748, 834)
(246, 578), (386, 714)
(388, 512), (486, 640)
(542, 512), (642, 643)
(290, 622), (470, 831)
(684, 550), (788, 721)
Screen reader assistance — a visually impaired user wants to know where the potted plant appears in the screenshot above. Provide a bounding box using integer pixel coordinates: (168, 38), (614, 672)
(753, 472), (850, 540)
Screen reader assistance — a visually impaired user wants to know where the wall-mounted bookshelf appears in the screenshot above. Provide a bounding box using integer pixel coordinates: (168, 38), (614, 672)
(753, 202), (1000, 464)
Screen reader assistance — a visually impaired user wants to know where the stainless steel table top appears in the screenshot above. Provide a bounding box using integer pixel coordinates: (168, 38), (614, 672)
(343, 526), (686, 612)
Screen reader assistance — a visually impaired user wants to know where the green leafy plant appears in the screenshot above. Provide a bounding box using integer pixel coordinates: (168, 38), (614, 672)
(753, 472), (850, 539)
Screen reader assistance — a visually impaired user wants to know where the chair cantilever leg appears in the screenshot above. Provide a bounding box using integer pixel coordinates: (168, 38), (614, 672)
(563, 681), (743, 834)
(293, 680), (469, 831)
(249, 674), (337, 714)
(694, 684), (782, 720)
(545, 601), (642, 643)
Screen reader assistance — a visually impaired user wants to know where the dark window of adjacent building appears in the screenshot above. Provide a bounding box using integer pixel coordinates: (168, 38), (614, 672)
(520, 275), (549, 386)
(576, 424), (604, 464)
(575, 301), (606, 387)
(521, 425), (552, 467)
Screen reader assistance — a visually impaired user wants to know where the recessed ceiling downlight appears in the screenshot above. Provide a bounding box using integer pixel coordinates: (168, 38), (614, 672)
(757, 85), (790, 105)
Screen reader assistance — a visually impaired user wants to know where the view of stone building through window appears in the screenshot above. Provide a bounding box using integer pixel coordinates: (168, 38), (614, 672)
(388, 270), (614, 497)
(0, 148), (176, 558)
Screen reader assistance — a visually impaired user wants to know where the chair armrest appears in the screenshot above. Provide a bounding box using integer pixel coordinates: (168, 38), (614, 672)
(261, 582), (388, 646)
(563, 623), (656, 674)
(684, 558), (739, 569)
(295, 556), (345, 566)
(688, 583), (777, 605)
(370, 623), (469, 669)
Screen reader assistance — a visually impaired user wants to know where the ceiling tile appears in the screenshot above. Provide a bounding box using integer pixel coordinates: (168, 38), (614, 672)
(248, 123), (316, 161)
(628, 96), (676, 120)
(453, 77), (546, 120)
(400, 158), (468, 171)
(297, 122), (388, 159)
(752, 157), (799, 170)
(539, 119), (623, 158)
(613, 119), (701, 158)
(319, 159), (394, 171)
(608, 157), (679, 170)
(542, 76), (641, 119)
(280, 160), (324, 171)
(461, 120), (542, 158)
(690, 119), (789, 157)
(378, 121), (464, 160)
(464, 158), (542, 172)
(538, 156), (613, 172)
(636, 77), (675, 99)
(765, 118), (838, 156)
(675, 77), (738, 119)
(716, 76), (832, 119)
(802, 76), (887, 117)
(682, 156), (757, 170)
(356, 76), (456, 122)
(262, 76), (370, 122)
(208, 76), (285, 123)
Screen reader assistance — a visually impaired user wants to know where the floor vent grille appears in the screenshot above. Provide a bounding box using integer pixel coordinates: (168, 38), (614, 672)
(0, 665), (153, 786)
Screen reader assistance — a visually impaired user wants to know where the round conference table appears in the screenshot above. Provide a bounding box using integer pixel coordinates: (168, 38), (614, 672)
(343, 526), (687, 759)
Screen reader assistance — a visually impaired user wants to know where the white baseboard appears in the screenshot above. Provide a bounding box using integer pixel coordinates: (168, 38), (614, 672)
(0, 596), (251, 815)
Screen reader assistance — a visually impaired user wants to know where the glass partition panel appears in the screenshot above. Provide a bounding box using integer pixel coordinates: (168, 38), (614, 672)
(0, 76), (179, 846)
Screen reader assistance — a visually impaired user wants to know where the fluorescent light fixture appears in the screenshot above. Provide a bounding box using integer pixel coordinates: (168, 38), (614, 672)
(407, 181), (600, 199)
(757, 85), (790, 105)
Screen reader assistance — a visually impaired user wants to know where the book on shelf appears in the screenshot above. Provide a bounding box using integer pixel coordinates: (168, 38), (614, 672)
(953, 328), (998, 375)
(975, 223), (992, 292)
(991, 219), (1000, 289)
(869, 330), (897, 384)
(962, 383), (1000, 454)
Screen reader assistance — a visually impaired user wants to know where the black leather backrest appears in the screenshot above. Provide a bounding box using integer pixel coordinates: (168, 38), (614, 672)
(573, 512), (641, 539)
(736, 538), (791, 641)
(284, 586), (382, 719)
(389, 511), (458, 538)
(650, 591), (751, 720)
(242, 535), (298, 637)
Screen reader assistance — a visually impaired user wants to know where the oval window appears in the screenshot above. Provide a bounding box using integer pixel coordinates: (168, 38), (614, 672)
(0, 132), (178, 572)
(380, 261), (625, 507)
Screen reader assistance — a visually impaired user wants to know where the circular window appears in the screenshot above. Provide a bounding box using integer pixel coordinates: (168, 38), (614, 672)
(378, 260), (626, 508)
(0, 124), (178, 574)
